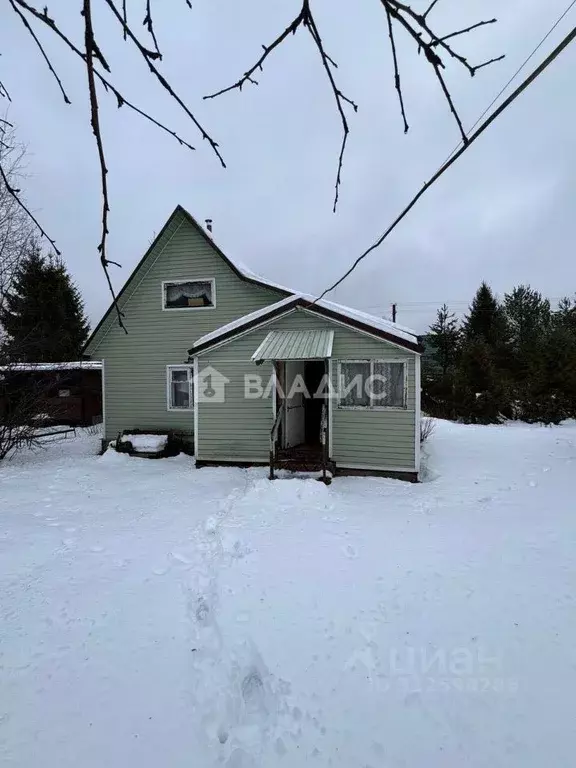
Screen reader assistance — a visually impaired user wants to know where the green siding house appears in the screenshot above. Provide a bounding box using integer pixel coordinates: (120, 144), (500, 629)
(85, 205), (423, 481)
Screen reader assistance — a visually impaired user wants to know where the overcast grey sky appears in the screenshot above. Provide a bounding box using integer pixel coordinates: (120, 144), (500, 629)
(1, 0), (575, 332)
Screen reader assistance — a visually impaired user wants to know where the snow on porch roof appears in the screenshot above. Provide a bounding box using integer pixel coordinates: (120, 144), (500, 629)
(190, 294), (422, 356)
(252, 329), (334, 363)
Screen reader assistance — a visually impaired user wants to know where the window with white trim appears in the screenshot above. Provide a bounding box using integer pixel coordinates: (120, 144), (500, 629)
(163, 279), (215, 310)
(338, 360), (406, 409)
(167, 366), (194, 410)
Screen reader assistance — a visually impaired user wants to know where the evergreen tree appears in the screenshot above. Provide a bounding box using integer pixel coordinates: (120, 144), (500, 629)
(428, 303), (461, 376)
(504, 285), (551, 354)
(503, 285), (552, 419)
(456, 338), (509, 424)
(463, 281), (509, 349)
(0, 245), (89, 362)
(421, 305), (461, 419)
(555, 296), (576, 333)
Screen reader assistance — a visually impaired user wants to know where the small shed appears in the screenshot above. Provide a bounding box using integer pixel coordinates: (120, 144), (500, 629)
(0, 361), (103, 427)
(189, 296), (423, 481)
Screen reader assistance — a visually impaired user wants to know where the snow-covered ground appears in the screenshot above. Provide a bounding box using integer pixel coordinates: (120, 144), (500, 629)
(1, 421), (575, 767)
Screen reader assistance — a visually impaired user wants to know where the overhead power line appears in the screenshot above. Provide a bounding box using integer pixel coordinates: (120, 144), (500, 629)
(443, 0), (576, 165)
(317, 18), (576, 301)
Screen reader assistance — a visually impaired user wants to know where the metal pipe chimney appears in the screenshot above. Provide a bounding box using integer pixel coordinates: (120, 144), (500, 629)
(205, 218), (213, 233)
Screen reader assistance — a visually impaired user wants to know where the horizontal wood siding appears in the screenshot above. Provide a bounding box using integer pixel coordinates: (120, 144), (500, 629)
(85, 209), (283, 441)
(197, 359), (274, 461)
(196, 308), (417, 470)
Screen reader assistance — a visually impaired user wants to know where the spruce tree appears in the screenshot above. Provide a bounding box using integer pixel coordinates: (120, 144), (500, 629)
(505, 286), (551, 354)
(0, 245), (89, 362)
(422, 304), (461, 419)
(428, 303), (460, 376)
(463, 282), (509, 349)
(459, 282), (511, 421)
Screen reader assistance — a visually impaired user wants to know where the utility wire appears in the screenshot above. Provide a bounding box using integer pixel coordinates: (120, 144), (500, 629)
(442, 0), (576, 165)
(317, 20), (576, 301)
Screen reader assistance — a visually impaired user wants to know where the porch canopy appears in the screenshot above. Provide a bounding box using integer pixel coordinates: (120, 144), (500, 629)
(252, 329), (334, 363)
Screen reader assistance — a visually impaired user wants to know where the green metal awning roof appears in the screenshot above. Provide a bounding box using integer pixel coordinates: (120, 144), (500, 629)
(252, 329), (334, 362)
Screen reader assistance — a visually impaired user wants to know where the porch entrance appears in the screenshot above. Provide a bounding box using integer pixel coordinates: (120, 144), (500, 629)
(280, 360), (326, 450)
(252, 328), (334, 479)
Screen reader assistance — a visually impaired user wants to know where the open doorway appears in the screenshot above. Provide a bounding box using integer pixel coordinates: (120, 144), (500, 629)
(280, 360), (326, 450)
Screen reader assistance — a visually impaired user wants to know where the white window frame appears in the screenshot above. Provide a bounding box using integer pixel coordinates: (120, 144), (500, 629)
(166, 365), (194, 411)
(337, 359), (408, 411)
(161, 278), (216, 312)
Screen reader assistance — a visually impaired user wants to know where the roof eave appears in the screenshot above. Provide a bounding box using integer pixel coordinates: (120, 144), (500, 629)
(189, 297), (423, 357)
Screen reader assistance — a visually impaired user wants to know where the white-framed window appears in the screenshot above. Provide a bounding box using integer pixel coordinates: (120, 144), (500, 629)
(338, 360), (407, 409)
(167, 365), (194, 411)
(162, 279), (215, 310)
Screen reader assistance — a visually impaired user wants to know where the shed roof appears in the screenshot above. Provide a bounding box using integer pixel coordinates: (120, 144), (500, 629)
(252, 329), (334, 363)
(0, 361), (102, 372)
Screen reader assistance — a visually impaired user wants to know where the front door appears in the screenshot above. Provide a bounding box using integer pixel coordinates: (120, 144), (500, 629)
(284, 360), (306, 448)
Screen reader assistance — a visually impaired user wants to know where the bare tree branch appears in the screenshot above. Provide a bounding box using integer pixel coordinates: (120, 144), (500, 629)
(0, 77), (11, 101)
(0, 154), (59, 255)
(143, 0), (162, 58)
(382, 0), (503, 142)
(122, 0), (127, 41)
(423, 0), (441, 20)
(303, 2), (357, 211)
(8, 0), (71, 104)
(82, 0), (126, 333)
(12, 0), (198, 152)
(384, 2), (409, 134)
(102, 0), (225, 166)
(4, 0), (505, 327)
(204, 6), (308, 99)
(435, 18), (497, 45)
(387, 0), (503, 76)
(205, 0), (357, 210)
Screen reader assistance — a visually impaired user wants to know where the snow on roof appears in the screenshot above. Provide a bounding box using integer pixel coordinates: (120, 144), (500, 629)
(231, 258), (295, 296)
(191, 294), (418, 352)
(0, 361), (103, 372)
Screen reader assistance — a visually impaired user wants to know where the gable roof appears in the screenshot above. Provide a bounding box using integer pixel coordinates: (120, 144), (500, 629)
(189, 294), (423, 356)
(84, 205), (293, 353)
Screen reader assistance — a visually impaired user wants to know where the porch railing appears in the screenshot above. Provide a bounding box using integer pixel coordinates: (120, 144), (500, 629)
(269, 406), (284, 480)
(320, 402), (329, 484)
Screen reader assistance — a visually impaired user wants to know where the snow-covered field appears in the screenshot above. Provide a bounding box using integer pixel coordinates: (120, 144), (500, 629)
(1, 421), (575, 767)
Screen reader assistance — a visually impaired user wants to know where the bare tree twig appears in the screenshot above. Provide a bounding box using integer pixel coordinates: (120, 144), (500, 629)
(0, 160), (60, 254)
(435, 19), (497, 45)
(429, 55), (468, 144)
(82, 0), (126, 333)
(383, 1), (503, 141)
(0, 77), (11, 100)
(387, 0), (503, 76)
(303, 2), (357, 211)
(143, 0), (162, 58)
(384, 2), (409, 134)
(8, 0), (71, 104)
(102, 0), (225, 166)
(122, 0), (127, 41)
(205, 0), (357, 210)
(204, 6), (308, 99)
(423, 0), (441, 20)
(12, 0), (197, 151)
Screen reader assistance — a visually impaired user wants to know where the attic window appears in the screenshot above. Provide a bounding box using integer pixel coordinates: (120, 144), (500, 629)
(162, 279), (215, 310)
